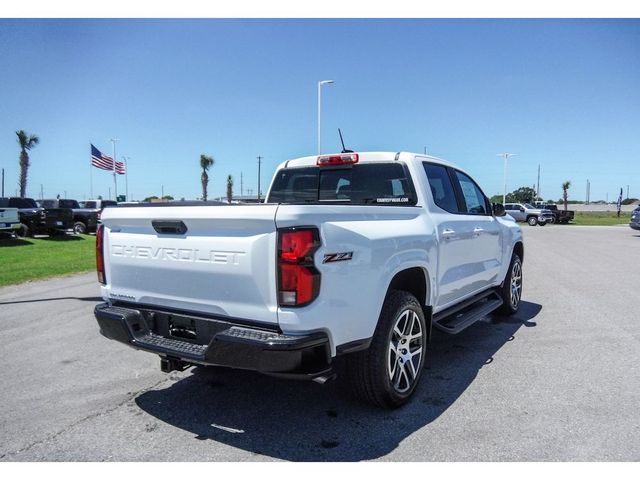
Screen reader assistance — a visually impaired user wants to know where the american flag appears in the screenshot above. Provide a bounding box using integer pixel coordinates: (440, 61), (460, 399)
(91, 144), (126, 174)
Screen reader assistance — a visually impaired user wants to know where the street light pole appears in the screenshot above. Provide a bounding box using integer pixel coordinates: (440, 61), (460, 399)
(317, 80), (334, 154)
(497, 153), (517, 205)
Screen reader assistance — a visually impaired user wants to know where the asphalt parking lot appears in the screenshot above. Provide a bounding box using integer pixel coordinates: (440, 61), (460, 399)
(0, 225), (638, 461)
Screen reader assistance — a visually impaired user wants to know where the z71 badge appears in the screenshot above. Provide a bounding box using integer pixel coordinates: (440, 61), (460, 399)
(323, 252), (353, 263)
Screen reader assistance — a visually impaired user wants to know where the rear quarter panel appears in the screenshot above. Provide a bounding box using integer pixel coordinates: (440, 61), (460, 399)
(275, 205), (437, 354)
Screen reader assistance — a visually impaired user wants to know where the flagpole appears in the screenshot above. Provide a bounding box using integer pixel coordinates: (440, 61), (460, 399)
(90, 144), (93, 199)
(122, 156), (129, 202)
(110, 138), (119, 200)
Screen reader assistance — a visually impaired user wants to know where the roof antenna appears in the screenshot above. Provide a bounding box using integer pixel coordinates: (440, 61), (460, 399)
(338, 128), (354, 153)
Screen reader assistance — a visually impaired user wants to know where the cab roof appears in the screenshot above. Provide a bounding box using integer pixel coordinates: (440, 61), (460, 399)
(281, 151), (456, 169)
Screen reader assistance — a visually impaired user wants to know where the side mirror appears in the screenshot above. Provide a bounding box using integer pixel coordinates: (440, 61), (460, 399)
(519, 207), (525, 212)
(492, 203), (506, 216)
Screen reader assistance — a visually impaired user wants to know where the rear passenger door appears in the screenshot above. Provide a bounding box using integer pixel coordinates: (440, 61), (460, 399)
(450, 170), (503, 290)
(423, 163), (503, 310)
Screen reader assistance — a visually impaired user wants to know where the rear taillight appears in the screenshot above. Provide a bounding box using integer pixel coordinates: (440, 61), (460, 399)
(317, 153), (359, 166)
(278, 228), (320, 307)
(96, 224), (106, 284)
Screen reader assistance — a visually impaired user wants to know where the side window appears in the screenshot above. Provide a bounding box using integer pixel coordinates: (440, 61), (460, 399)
(423, 163), (459, 213)
(454, 171), (490, 215)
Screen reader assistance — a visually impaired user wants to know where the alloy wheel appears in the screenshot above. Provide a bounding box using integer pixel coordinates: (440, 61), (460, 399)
(387, 309), (424, 393)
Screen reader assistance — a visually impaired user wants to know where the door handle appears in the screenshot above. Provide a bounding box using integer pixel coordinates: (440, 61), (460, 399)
(473, 227), (484, 236)
(442, 228), (455, 239)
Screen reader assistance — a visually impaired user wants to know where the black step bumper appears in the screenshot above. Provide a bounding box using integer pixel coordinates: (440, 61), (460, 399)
(94, 303), (332, 380)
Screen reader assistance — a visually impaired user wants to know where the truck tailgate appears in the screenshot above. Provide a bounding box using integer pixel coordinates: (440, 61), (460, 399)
(100, 205), (279, 326)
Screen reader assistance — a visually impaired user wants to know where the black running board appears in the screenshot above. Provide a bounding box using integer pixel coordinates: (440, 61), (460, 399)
(433, 290), (503, 334)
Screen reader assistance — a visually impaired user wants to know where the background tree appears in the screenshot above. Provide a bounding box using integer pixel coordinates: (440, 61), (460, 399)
(562, 181), (571, 211)
(16, 130), (39, 197)
(510, 186), (537, 204)
(226, 175), (233, 204)
(199, 154), (215, 201)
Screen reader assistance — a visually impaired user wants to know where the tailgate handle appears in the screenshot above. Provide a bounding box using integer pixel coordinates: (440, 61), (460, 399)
(152, 220), (188, 235)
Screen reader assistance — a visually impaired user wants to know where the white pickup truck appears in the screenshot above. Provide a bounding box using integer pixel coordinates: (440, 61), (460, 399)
(0, 205), (21, 235)
(94, 151), (524, 408)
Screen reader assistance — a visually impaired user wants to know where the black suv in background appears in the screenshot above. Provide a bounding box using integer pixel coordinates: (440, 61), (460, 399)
(630, 206), (640, 231)
(0, 197), (74, 236)
(39, 199), (102, 234)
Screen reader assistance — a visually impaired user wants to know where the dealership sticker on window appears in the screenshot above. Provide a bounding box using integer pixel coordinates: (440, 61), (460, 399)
(376, 197), (409, 203)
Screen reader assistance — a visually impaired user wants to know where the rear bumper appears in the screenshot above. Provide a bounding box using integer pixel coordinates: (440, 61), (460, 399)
(94, 303), (332, 380)
(0, 222), (21, 231)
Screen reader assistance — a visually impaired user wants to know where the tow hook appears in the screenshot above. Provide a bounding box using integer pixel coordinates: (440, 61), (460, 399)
(160, 357), (191, 373)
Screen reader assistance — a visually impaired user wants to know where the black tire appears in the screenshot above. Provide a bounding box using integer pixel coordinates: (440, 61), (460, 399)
(15, 224), (29, 238)
(497, 253), (523, 315)
(527, 216), (538, 226)
(345, 290), (427, 408)
(73, 221), (87, 235)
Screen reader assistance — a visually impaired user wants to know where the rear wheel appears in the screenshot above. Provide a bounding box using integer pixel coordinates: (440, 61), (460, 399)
(15, 224), (29, 238)
(527, 216), (538, 226)
(497, 253), (523, 315)
(73, 221), (87, 234)
(346, 290), (427, 408)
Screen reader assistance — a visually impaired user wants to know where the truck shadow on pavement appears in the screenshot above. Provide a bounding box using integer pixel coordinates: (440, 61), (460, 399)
(135, 301), (541, 461)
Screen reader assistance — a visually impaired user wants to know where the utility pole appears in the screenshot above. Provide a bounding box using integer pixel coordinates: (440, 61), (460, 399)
(1, 168), (4, 197)
(257, 156), (262, 202)
(240, 171), (244, 197)
(161, 185), (164, 199)
(536, 164), (540, 200)
(424, 146), (427, 155)
(627, 185), (630, 200)
(40, 184), (43, 200)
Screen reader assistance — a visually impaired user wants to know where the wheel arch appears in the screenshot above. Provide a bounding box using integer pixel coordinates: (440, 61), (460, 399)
(513, 240), (524, 264)
(385, 266), (433, 342)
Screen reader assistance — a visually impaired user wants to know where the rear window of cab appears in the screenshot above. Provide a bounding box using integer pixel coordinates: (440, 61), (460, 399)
(267, 163), (417, 205)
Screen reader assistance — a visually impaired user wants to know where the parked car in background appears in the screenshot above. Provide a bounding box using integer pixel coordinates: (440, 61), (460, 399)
(630, 206), (640, 231)
(40, 199), (100, 234)
(534, 202), (574, 224)
(1, 197), (73, 236)
(0, 204), (21, 236)
(79, 199), (117, 211)
(504, 203), (554, 226)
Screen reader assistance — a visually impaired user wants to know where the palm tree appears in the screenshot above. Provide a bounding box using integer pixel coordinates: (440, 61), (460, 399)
(16, 130), (39, 197)
(226, 175), (234, 204)
(562, 181), (571, 211)
(199, 154), (214, 201)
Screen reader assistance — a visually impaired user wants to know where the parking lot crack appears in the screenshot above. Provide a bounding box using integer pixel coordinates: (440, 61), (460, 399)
(0, 377), (173, 460)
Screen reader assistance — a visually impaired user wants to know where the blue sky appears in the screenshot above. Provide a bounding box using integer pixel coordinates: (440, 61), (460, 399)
(0, 19), (638, 202)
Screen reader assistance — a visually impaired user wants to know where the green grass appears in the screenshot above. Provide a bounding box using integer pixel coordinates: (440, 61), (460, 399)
(0, 234), (96, 287)
(570, 211), (632, 226)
